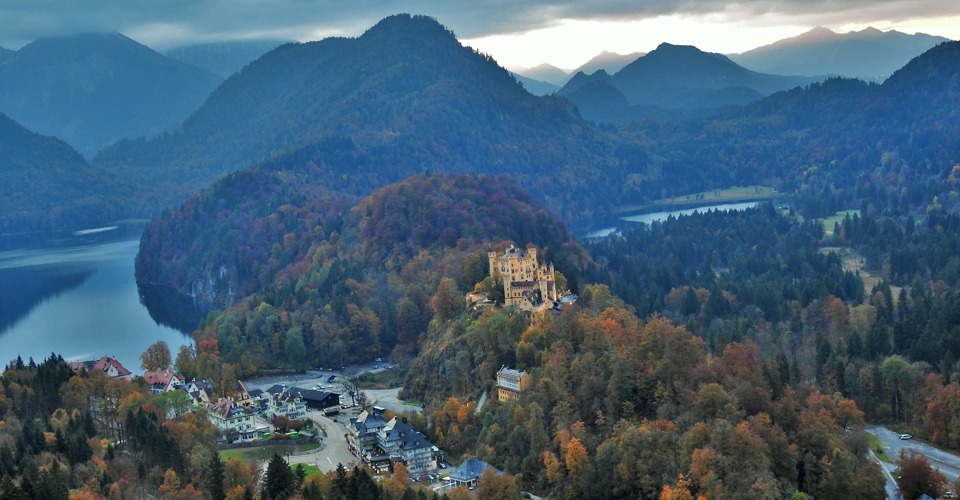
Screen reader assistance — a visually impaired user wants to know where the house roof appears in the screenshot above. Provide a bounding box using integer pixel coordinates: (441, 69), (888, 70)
(382, 417), (433, 451)
(70, 356), (132, 377)
(265, 385), (340, 407)
(352, 408), (388, 435)
(142, 369), (183, 387)
(497, 366), (525, 378)
(448, 458), (501, 482)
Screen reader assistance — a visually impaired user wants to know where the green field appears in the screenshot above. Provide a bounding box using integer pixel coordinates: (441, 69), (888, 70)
(615, 185), (779, 214)
(866, 432), (891, 463)
(293, 464), (321, 477)
(355, 366), (408, 389)
(220, 443), (321, 464)
(820, 210), (861, 236)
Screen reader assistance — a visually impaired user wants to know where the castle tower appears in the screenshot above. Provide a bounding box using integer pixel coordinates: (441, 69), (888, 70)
(488, 245), (557, 311)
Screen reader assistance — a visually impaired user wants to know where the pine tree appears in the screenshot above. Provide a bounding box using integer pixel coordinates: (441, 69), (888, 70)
(261, 454), (295, 500)
(206, 452), (226, 500)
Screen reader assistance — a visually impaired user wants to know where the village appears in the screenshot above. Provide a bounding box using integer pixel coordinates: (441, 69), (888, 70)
(67, 244), (569, 495)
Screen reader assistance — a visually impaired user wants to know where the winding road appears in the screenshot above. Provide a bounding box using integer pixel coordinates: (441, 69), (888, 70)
(867, 424), (960, 498)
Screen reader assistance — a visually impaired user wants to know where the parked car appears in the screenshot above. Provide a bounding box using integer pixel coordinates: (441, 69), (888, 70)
(899, 433), (912, 440)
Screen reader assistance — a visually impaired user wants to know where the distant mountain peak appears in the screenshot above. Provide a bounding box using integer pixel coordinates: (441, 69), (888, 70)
(362, 13), (456, 43)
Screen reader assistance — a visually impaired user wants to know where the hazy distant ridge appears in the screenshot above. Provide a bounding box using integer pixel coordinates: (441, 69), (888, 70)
(163, 39), (290, 78)
(558, 42), (818, 122)
(0, 32), (223, 157)
(729, 26), (951, 79)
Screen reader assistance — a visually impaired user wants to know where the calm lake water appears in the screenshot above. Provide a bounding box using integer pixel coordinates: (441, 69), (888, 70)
(0, 228), (193, 372)
(587, 202), (760, 238)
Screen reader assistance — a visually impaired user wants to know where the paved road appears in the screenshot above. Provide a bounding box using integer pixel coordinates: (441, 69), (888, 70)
(364, 388), (423, 414)
(868, 447), (902, 500)
(868, 424), (960, 484)
(285, 411), (357, 473)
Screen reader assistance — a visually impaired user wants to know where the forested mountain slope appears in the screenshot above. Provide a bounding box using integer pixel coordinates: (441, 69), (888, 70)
(0, 113), (126, 233)
(624, 40), (960, 211)
(0, 33), (222, 157)
(97, 15), (621, 223)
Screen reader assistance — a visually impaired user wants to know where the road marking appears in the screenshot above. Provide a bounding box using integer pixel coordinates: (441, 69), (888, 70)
(327, 457), (334, 466)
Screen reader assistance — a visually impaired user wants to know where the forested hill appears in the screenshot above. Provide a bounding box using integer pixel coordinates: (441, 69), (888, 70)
(97, 14), (621, 223)
(623, 40), (960, 211)
(0, 113), (126, 233)
(0, 32), (222, 157)
(137, 173), (586, 369)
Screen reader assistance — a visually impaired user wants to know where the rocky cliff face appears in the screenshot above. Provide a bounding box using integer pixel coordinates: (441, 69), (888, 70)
(189, 264), (238, 312)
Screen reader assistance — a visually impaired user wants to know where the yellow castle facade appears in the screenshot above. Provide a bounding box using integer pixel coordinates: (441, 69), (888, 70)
(488, 245), (557, 312)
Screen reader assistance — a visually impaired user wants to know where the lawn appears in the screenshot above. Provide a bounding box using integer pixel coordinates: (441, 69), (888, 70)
(291, 463), (321, 477)
(820, 209), (861, 236)
(615, 185), (779, 214)
(220, 443), (321, 464)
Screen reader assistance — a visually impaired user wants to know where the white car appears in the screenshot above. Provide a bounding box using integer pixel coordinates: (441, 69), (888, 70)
(899, 433), (912, 440)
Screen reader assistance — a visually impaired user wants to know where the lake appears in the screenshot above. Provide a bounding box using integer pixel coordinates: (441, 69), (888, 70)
(586, 202), (760, 238)
(0, 227), (194, 373)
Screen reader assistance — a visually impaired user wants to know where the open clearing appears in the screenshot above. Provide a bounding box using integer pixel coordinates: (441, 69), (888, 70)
(614, 185), (779, 214)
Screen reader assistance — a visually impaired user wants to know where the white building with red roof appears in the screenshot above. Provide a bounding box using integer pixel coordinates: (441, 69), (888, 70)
(69, 356), (132, 380)
(142, 369), (185, 394)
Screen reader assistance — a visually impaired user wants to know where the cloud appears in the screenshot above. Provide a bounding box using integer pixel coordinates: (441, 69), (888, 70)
(0, 0), (957, 49)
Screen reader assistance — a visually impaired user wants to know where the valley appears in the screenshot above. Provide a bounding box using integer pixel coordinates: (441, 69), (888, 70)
(1, 11), (960, 500)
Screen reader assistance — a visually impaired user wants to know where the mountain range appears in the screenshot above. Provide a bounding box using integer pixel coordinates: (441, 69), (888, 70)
(2, 15), (959, 235)
(558, 43), (820, 123)
(0, 32), (223, 157)
(730, 26), (951, 80)
(94, 14), (622, 223)
(511, 51), (645, 95)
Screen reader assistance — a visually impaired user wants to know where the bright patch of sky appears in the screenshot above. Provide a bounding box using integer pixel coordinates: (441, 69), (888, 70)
(463, 10), (960, 70)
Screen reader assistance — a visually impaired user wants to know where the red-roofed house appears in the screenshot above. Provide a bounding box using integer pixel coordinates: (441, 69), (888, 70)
(142, 369), (185, 394)
(69, 356), (132, 380)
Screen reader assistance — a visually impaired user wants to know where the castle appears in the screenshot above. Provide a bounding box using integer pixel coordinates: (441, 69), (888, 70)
(488, 245), (557, 312)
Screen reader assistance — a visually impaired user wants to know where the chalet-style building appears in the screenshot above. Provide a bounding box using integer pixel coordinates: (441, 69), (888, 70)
(69, 356), (132, 380)
(446, 458), (502, 489)
(349, 407), (438, 473)
(488, 245), (557, 312)
(185, 379), (216, 404)
(261, 387), (307, 422)
(349, 407), (391, 470)
(496, 366), (528, 402)
(207, 396), (268, 443)
(142, 369), (185, 394)
(379, 416), (438, 472)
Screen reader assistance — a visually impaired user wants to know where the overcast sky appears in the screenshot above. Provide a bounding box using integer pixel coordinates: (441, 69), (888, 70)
(1, 1), (958, 68)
